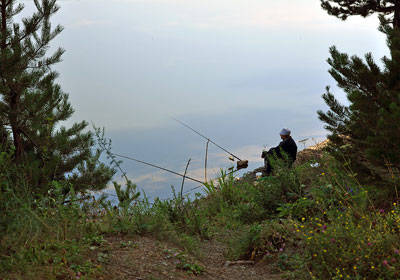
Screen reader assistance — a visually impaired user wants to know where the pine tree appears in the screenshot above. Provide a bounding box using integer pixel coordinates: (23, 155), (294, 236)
(0, 0), (114, 194)
(321, 0), (400, 29)
(318, 17), (400, 177)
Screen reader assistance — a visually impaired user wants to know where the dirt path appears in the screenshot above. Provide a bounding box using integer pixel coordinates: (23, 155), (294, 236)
(97, 235), (282, 280)
(199, 238), (282, 280)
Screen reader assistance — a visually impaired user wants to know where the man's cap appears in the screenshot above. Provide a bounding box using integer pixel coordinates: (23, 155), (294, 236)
(280, 128), (291, 136)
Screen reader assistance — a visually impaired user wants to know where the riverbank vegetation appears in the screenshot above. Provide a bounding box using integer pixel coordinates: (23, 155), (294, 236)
(2, 143), (400, 279)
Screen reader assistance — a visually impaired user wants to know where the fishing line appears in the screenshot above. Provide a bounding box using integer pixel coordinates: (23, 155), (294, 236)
(99, 167), (240, 205)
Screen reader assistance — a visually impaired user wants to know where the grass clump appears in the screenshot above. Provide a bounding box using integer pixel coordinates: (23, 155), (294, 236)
(0, 183), (105, 279)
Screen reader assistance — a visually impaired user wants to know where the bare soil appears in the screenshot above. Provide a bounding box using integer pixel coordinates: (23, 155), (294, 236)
(96, 235), (282, 280)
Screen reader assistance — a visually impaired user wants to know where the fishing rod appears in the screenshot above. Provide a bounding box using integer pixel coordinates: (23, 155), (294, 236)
(111, 152), (204, 184)
(170, 116), (242, 161)
(111, 152), (241, 196)
(169, 116), (248, 170)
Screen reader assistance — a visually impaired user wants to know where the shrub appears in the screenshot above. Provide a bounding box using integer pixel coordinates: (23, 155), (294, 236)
(0, 181), (103, 278)
(300, 204), (400, 279)
(227, 219), (303, 272)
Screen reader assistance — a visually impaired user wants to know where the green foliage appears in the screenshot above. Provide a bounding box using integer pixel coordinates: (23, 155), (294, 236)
(0, 143), (112, 279)
(203, 167), (291, 224)
(276, 155), (372, 221)
(235, 177), (286, 222)
(177, 260), (205, 275)
(269, 153), (307, 199)
(277, 197), (317, 220)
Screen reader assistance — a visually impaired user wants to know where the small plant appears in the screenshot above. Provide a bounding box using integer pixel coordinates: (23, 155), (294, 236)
(119, 240), (136, 248)
(83, 235), (105, 246)
(203, 180), (217, 196)
(162, 248), (204, 275)
(277, 197), (318, 220)
(97, 252), (110, 263)
(114, 180), (141, 213)
(175, 253), (204, 275)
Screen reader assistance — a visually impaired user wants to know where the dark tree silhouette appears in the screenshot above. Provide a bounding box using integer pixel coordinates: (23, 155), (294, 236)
(0, 0), (114, 194)
(318, 18), (400, 179)
(321, 0), (400, 29)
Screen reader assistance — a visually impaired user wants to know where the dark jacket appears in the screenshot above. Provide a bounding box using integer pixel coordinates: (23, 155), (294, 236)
(278, 136), (297, 162)
(263, 136), (298, 163)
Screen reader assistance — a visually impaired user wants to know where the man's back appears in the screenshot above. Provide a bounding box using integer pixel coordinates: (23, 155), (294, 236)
(279, 136), (297, 162)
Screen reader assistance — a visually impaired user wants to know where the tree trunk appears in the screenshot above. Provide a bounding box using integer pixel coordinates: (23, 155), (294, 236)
(10, 92), (24, 162)
(1, 1), (23, 161)
(394, 0), (400, 30)
(1, 0), (6, 50)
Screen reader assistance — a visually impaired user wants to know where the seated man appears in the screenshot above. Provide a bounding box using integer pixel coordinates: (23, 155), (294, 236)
(261, 128), (298, 176)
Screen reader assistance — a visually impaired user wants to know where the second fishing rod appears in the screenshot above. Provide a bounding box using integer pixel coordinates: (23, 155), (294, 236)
(170, 116), (249, 170)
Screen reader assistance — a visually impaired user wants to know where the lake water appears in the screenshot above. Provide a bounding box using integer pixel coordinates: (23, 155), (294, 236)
(100, 109), (326, 201)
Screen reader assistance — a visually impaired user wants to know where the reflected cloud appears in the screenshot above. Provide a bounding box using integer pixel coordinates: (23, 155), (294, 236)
(115, 0), (378, 31)
(135, 171), (169, 184)
(71, 19), (111, 27)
